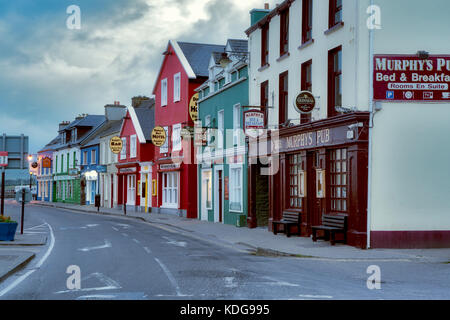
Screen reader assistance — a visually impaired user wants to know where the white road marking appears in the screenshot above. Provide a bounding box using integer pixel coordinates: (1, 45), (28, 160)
(78, 240), (112, 252)
(154, 258), (183, 297)
(163, 236), (187, 248)
(0, 222), (55, 297)
(132, 239), (140, 244)
(25, 223), (47, 230)
(122, 233), (129, 237)
(112, 227), (119, 232)
(261, 276), (300, 287)
(24, 231), (47, 234)
(114, 223), (131, 229)
(55, 272), (121, 294)
(225, 277), (238, 288)
(143, 247), (152, 254)
(298, 294), (333, 299)
(76, 294), (117, 300)
(86, 224), (99, 228)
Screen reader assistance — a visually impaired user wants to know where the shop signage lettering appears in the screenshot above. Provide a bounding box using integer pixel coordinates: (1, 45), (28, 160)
(109, 136), (123, 154)
(151, 126), (167, 147)
(42, 157), (52, 168)
(120, 167), (136, 173)
(189, 93), (199, 122)
(159, 163), (180, 171)
(294, 91), (316, 114)
(374, 55), (450, 101)
(0, 152), (8, 167)
(285, 129), (330, 150)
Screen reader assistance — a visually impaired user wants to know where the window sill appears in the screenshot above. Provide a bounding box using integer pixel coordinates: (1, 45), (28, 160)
(258, 63), (270, 72)
(298, 39), (314, 50)
(324, 21), (344, 36)
(276, 52), (290, 62)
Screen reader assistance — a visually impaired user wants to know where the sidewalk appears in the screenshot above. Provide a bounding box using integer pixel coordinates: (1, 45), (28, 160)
(33, 201), (450, 263)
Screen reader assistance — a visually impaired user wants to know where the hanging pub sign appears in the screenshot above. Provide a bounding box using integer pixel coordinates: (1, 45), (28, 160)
(244, 110), (265, 137)
(0, 152), (8, 167)
(151, 126), (167, 147)
(109, 136), (123, 154)
(42, 157), (52, 168)
(374, 55), (450, 102)
(189, 93), (199, 122)
(294, 91), (316, 114)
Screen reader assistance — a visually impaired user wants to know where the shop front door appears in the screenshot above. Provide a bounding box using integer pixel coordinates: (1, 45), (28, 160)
(306, 151), (322, 233)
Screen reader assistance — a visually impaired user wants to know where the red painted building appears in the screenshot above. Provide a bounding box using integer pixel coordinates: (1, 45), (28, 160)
(117, 98), (155, 211)
(152, 40), (225, 218)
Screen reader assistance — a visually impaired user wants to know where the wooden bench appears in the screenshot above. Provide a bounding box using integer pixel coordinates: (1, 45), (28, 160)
(272, 211), (302, 237)
(312, 214), (347, 245)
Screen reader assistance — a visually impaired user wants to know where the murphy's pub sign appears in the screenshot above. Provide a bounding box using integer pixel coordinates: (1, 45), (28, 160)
(374, 55), (450, 102)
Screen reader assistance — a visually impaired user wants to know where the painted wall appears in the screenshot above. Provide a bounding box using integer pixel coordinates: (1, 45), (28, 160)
(369, 0), (450, 243)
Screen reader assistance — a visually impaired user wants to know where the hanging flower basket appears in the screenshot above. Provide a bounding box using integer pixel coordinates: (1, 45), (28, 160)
(0, 216), (18, 241)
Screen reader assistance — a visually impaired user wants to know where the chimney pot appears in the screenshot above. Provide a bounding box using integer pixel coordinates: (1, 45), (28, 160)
(264, 3), (269, 9)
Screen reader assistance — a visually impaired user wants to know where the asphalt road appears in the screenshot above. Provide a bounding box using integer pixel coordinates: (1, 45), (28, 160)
(0, 202), (449, 300)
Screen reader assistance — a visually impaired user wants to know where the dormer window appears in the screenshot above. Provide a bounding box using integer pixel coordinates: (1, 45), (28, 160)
(72, 129), (77, 142)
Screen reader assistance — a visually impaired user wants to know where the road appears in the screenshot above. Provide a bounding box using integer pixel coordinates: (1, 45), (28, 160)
(0, 202), (448, 300)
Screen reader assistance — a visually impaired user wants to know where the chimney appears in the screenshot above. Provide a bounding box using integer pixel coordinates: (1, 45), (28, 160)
(250, 4), (271, 27)
(59, 121), (70, 131)
(105, 103), (127, 121)
(131, 96), (151, 108)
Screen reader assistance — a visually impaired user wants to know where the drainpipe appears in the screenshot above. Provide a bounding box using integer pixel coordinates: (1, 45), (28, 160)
(367, 0), (375, 249)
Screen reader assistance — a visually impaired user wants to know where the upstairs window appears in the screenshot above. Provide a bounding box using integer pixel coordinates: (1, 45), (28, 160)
(217, 110), (224, 150)
(120, 137), (127, 160)
(130, 135), (137, 158)
(301, 60), (312, 124)
(279, 8), (289, 56)
(328, 46), (342, 117)
(329, 0), (343, 28)
(260, 80), (269, 127)
(302, 0), (313, 44)
(233, 104), (241, 146)
(91, 149), (96, 164)
(279, 71), (288, 126)
(173, 73), (181, 102)
(261, 23), (269, 66)
(161, 78), (168, 106)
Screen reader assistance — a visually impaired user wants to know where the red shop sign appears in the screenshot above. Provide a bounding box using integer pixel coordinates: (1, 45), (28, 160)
(373, 55), (450, 102)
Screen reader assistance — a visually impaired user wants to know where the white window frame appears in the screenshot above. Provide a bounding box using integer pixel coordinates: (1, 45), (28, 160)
(120, 137), (127, 160)
(172, 123), (182, 152)
(229, 164), (243, 213)
(202, 169), (213, 210)
(173, 73), (181, 102)
(160, 127), (169, 154)
(130, 134), (137, 158)
(91, 149), (96, 164)
(233, 103), (241, 146)
(161, 78), (168, 107)
(162, 172), (179, 209)
(218, 110), (224, 150)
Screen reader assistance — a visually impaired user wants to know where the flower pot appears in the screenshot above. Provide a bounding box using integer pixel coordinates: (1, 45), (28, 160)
(0, 222), (18, 241)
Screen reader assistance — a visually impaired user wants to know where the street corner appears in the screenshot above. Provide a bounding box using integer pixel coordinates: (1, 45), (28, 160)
(0, 250), (35, 283)
(0, 233), (47, 247)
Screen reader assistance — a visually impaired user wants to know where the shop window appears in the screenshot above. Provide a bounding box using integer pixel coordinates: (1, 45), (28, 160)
(288, 154), (303, 209)
(301, 60), (312, 124)
(329, 148), (348, 213)
(162, 172), (178, 208)
(229, 166), (242, 212)
(302, 0), (313, 44)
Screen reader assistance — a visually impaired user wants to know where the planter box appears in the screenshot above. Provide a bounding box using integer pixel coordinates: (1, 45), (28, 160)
(0, 222), (18, 241)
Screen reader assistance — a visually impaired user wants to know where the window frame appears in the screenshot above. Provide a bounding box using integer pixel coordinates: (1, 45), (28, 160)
(130, 134), (137, 158)
(328, 148), (349, 213)
(302, 0), (313, 44)
(120, 137), (127, 160)
(328, 46), (342, 118)
(161, 78), (168, 107)
(301, 60), (313, 124)
(279, 8), (290, 56)
(261, 23), (269, 67)
(329, 0), (343, 28)
(229, 164), (243, 213)
(173, 73), (181, 102)
(279, 71), (289, 126)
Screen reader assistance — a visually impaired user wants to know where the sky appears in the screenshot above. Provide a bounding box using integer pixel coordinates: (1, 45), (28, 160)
(0, 0), (266, 154)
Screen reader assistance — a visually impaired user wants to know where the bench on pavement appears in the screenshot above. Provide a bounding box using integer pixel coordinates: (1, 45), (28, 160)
(312, 214), (347, 245)
(272, 211), (302, 237)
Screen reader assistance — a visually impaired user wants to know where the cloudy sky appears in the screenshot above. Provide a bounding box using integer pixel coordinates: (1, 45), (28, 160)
(0, 0), (267, 153)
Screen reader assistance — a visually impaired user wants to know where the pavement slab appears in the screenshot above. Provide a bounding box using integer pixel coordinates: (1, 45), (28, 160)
(0, 250), (35, 283)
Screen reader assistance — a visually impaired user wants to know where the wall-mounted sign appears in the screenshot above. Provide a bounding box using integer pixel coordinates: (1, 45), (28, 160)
(374, 55), (450, 102)
(151, 126), (167, 147)
(119, 167), (137, 173)
(109, 136), (123, 154)
(316, 169), (326, 198)
(42, 157), (51, 168)
(159, 163), (181, 171)
(244, 110), (265, 138)
(194, 128), (207, 146)
(294, 91), (316, 114)
(0, 152), (9, 167)
(31, 162), (38, 169)
(298, 171), (306, 198)
(181, 126), (194, 139)
(189, 93), (199, 122)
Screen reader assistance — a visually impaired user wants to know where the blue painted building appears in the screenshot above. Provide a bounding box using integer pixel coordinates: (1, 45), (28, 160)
(80, 139), (106, 205)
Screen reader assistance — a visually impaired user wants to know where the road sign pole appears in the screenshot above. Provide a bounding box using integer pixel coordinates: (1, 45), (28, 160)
(1, 168), (5, 216)
(21, 188), (25, 234)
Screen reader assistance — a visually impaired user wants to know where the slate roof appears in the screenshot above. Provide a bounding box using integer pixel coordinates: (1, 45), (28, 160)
(178, 42), (226, 78)
(134, 100), (155, 141)
(227, 39), (248, 54)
